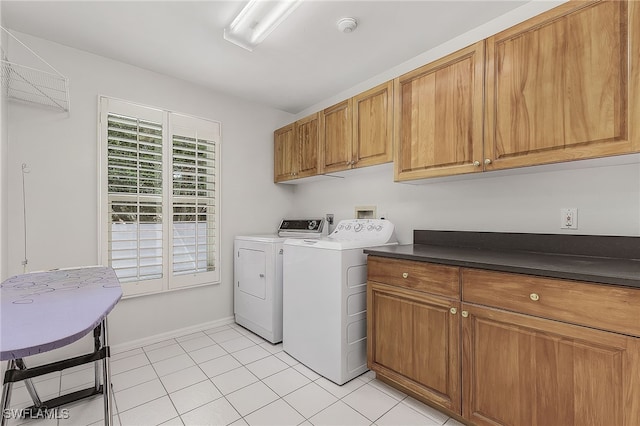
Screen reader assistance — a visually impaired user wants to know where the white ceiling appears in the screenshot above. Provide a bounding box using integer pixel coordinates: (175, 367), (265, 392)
(1, 1), (529, 114)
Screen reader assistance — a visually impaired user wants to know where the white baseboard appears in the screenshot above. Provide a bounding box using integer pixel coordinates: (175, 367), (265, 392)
(110, 316), (235, 354)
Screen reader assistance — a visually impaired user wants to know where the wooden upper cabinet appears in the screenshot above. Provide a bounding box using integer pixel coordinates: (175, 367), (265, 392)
(276, 1), (640, 183)
(394, 41), (485, 181)
(320, 82), (394, 174)
(485, 0), (640, 171)
(320, 99), (353, 173)
(273, 113), (319, 183)
(352, 81), (394, 168)
(296, 113), (319, 179)
(274, 123), (297, 182)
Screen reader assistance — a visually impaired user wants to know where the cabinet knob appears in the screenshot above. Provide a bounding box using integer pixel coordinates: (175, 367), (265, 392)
(473, 160), (481, 167)
(402, 272), (409, 279)
(461, 311), (469, 318)
(259, 273), (265, 278)
(484, 158), (492, 165)
(530, 293), (540, 301)
(450, 307), (457, 315)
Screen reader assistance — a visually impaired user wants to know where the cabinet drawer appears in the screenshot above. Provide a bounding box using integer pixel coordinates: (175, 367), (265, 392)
(462, 268), (640, 338)
(368, 256), (459, 299)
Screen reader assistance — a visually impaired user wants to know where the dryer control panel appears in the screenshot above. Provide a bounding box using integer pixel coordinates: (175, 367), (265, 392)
(278, 218), (327, 237)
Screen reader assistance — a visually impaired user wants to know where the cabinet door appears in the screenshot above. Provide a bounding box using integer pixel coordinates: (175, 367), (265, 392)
(485, 0), (640, 171)
(352, 81), (393, 168)
(274, 123), (297, 182)
(320, 99), (353, 173)
(462, 304), (640, 426)
(296, 113), (319, 178)
(368, 282), (461, 414)
(394, 41), (485, 181)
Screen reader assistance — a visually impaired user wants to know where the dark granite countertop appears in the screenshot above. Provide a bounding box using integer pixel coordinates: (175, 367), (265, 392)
(364, 231), (640, 289)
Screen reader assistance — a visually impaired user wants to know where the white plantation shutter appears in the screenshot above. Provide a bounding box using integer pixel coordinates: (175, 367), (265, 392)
(100, 98), (221, 296)
(170, 114), (220, 288)
(107, 113), (164, 282)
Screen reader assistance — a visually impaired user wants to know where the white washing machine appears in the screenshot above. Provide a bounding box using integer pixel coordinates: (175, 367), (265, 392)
(283, 219), (397, 384)
(234, 219), (326, 343)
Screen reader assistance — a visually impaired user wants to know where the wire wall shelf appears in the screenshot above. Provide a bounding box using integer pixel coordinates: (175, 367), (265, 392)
(1, 26), (70, 113)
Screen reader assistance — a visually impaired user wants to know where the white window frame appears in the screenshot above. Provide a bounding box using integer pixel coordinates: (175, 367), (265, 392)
(98, 96), (221, 297)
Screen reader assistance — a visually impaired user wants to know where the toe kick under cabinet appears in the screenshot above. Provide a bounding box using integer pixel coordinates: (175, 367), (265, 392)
(366, 256), (640, 426)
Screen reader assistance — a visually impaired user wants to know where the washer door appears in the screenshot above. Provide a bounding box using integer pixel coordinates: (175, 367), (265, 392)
(236, 247), (267, 299)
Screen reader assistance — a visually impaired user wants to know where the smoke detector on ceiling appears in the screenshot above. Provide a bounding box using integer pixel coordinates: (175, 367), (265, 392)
(337, 17), (358, 33)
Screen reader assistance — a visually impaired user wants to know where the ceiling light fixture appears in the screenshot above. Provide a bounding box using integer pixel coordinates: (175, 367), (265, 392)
(224, 0), (303, 51)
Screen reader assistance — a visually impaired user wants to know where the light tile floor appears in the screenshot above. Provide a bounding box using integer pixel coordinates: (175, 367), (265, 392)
(6, 323), (465, 426)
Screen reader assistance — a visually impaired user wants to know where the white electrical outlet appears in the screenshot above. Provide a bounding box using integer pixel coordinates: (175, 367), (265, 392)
(560, 208), (578, 229)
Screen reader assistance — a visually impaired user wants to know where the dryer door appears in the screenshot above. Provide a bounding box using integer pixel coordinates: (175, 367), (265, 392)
(234, 238), (279, 342)
(236, 247), (267, 299)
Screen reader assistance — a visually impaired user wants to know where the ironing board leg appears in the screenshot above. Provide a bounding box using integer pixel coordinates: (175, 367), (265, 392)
(93, 325), (102, 392)
(14, 359), (42, 408)
(1, 360), (17, 426)
(100, 318), (113, 426)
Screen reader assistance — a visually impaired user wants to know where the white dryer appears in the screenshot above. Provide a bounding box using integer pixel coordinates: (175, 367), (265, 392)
(234, 219), (326, 343)
(283, 219), (397, 384)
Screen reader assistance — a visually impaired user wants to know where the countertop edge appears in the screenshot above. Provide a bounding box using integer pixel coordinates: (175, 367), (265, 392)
(363, 245), (640, 289)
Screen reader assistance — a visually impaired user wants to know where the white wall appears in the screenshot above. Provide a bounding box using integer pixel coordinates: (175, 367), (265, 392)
(289, 0), (640, 240)
(1, 7), (8, 281)
(0, 89), (5, 279)
(292, 160), (640, 244)
(0, 89), (6, 282)
(5, 32), (295, 355)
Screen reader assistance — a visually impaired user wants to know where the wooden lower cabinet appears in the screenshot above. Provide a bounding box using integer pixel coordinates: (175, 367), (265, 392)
(367, 281), (461, 414)
(462, 303), (640, 426)
(367, 256), (640, 426)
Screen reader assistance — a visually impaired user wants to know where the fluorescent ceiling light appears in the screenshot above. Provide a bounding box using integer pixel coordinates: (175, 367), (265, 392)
(224, 0), (302, 51)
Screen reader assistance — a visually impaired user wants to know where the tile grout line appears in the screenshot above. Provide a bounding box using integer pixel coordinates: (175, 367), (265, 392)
(249, 369), (310, 424)
(170, 335), (251, 424)
(61, 323), (456, 426)
(152, 356), (185, 425)
(115, 347), (169, 420)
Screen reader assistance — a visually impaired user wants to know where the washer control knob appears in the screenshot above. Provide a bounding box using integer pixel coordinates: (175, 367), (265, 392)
(375, 225), (383, 231)
(367, 225), (374, 231)
(354, 223), (363, 232)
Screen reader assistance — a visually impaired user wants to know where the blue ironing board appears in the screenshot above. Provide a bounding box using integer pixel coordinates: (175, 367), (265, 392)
(0, 267), (122, 426)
